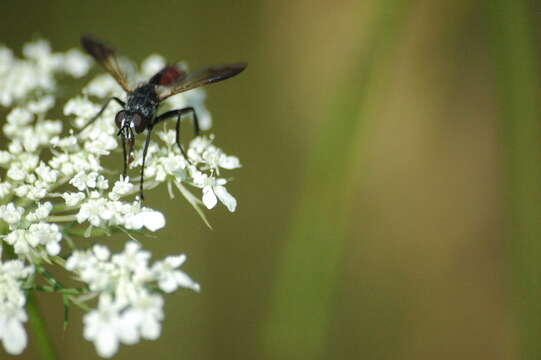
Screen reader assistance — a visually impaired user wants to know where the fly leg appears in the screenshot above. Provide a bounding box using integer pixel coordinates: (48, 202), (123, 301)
(81, 97), (125, 131)
(153, 107), (199, 161)
(139, 127), (153, 201)
(121, 135), (128, 178)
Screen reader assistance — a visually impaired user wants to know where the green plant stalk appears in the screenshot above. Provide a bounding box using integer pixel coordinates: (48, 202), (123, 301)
(488, 1), (541, 359)
(27, 292), (58, 360)
(261, 1), (411, 358)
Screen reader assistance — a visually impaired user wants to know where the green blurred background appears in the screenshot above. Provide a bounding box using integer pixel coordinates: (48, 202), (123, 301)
(3, 0), (541, 359)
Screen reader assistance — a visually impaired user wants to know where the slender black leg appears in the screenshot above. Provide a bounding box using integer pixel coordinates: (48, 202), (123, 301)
(174, 112), (190, 159)
(154, 107), (199, 160)
(121, 136), (128, 177)
(139, 127), (153, 200)
(81, 97), (125, 131)
(191, 107), (200, 136)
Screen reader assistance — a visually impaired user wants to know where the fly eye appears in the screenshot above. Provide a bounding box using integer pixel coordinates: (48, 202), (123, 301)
(115, 111), (126, 129)
(132, 113), (146, 134)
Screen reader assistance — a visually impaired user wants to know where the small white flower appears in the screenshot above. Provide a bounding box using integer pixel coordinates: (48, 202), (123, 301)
(26, 95), (55, 114)
(5, 222), (61, 256)
(114, 242), (150, 269)
(25, 183), (48, 201)
(157, 130), (176, 146)
(28, 222), (62, 256)
(5, 230), (33, 256)
(124, 210), (166, 232)
(35, 162), (58, 183)
(77, 198), (113, 227)
(83, 74), (123, 98)
(26, 202), (53, 222)
(96, 175), (109, 190)
(83, 295), (125, 358)
(84, 135), (118, 156)
(50, 134), (79, 151)
(0, 151), (12, 165)
(7, 164), (27, 181)
(109, 176), (133, 200)
(14, 185), (29, 198)
(0, 259), (33, 355)
(64, 96), (100, 123)
(0, 203), (24, 225)
(62, 192), (86, 207)
(0, 47), (14, 74)
(18, 154), (40, 171)
(93, 244), (111, 261)
(49, 152), (101, 177)
(193, 174), (237, 212)
(0, 303), (28, 355)
(124, 292), (164, 340)
(70, 171), (98, 191)
(6, 108), (33, 130)
(63, 49), (91, 78)
(23, 40), (54, 64)
(0, 183), (12, 198)
(152, 255), (200, 293)
(187, 136), (241, 172)
(202, 185), (218, 209)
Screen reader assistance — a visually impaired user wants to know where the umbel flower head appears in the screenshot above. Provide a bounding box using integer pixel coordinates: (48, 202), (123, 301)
(0, 39), (241, 357)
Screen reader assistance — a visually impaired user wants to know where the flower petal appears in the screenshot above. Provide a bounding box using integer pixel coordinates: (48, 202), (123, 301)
(202, 186), (217, 209)
(142, 211), (165, 232)
(2, 319), (27, 355)
(214, 186), (237, 212)
(95, 327), (118, 358)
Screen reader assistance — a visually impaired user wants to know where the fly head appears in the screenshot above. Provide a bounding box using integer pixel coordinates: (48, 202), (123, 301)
(115, 110), (148, 163)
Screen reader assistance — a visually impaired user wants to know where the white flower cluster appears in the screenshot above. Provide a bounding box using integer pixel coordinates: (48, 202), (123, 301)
(135, 130), (240, 212)
(0, 40), (241, 357)
(66, 242), (199, 357)
(0, 40), (91, 106)
(0, 259), (33, 355)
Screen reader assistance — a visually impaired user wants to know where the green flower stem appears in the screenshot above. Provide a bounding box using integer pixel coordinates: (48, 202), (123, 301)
(66, 295), (91, 312)
(33, 285), (85, 295)
(46, 215), (77, 222)
(26, 292), (57, 360)
(61, 224), (143, 238)
(51, 255), (66, 267)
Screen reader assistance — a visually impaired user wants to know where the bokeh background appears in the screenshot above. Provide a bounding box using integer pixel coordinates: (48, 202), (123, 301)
(2, 0), (541, 359)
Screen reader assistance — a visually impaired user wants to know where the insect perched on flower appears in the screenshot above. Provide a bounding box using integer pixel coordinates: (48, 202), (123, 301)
(0, 38), (241, 358)
(80, 35), (247, 200)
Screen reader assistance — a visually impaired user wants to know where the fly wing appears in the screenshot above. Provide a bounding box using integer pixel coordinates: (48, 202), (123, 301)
(157, 63), (247, 100)
(81, 35), (133, 92)
(149, 63), (188, 86)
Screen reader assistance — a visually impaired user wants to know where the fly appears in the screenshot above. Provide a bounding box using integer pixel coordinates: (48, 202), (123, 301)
(80, 35), (246, 200)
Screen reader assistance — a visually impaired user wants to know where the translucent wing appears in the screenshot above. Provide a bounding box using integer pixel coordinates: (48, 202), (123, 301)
(81, 35), (133, 92)
(157, 63), (247, 100)
(149, 63), (188, 86)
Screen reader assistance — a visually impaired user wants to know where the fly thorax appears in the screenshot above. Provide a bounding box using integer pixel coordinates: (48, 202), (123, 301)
(126, 84), (159, 119)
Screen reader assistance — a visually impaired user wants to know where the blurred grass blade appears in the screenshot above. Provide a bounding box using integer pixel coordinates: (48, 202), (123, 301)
(488, 1), (541, 358)
(63, 295), (70, 331)
(27, 292), (57, 360)
(261, 1), (411, 358)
